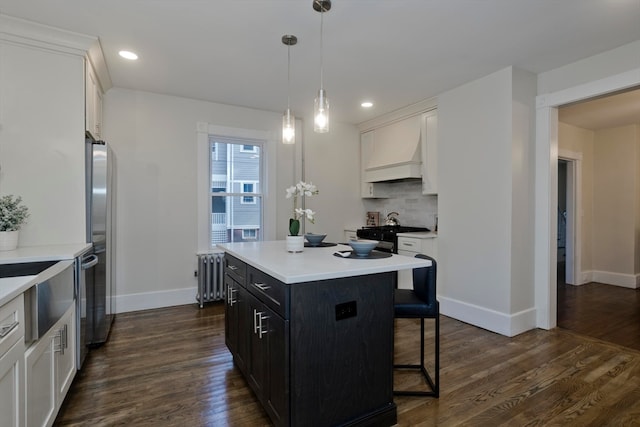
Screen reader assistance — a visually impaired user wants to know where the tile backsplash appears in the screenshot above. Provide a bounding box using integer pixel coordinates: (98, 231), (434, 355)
(362, 180), (438, 229)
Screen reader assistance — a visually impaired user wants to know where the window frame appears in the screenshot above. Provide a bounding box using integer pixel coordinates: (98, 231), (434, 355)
(197, 122), (277, 252)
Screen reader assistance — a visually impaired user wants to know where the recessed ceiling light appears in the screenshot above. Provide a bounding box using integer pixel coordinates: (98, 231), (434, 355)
(361, 101), (373, 108)
(119, 50), (138, 60)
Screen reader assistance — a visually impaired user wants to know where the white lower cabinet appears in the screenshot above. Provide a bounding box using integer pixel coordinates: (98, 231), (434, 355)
(24, 304), (75, 427)
(397, 235), (437, 289)
(0, 294), (25, 427)
(0, 338), (25, 427)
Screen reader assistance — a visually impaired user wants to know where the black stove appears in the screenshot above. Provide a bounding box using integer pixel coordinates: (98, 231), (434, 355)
(356, 225), (430, 253)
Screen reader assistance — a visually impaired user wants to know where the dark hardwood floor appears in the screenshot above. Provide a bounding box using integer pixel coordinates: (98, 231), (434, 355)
(54, 301), (640, 426)
(557, 262), (640, 351)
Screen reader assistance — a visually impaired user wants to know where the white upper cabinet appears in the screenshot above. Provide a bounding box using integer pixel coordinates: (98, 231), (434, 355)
(421, 110), (438, 195)
(85, 60), (103, 139)
(360, 131), (390, 198)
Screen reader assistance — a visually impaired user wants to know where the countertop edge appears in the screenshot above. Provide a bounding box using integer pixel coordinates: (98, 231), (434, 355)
(219, 241), (431, 284)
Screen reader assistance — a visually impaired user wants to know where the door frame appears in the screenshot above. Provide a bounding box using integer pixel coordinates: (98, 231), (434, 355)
(534, 68), (640, 330)
(558, 152), (582, 286)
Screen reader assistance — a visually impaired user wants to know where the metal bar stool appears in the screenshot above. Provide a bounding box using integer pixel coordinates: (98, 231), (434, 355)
(393, 254), (439, 397)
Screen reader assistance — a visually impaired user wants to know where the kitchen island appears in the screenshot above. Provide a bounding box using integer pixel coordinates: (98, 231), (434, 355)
(218, 241), (430, 427)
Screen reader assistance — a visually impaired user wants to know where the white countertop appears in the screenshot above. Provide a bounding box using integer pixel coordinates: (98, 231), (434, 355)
(0, 243), (92, 264)
(397, 231), (438, 239)
(218, 240), (431, 284)
(0, 275), (37, 306)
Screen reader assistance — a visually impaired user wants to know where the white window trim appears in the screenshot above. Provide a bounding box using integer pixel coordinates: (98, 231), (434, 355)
(196, 122), (276, 252)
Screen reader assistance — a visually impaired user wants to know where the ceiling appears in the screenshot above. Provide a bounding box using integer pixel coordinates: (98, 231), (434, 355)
(1, 0), (640, 126)
(559, 88), (640, 130)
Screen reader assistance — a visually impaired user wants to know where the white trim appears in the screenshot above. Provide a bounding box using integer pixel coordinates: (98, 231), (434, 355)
(558, 150), (583, 286)
(589, 271), (640, 289)
(535, 67), (640, 330)
(439, 296), (536, 337)
(114, 286), (199, 313)
(196, 122), (276, 252)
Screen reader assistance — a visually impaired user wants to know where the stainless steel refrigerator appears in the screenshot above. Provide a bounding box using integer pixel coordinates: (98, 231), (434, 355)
(84, 132), (115, 349)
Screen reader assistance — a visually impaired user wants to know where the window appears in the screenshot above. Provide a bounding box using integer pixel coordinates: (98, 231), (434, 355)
(242, 229), (258, 240)
(241, 182), (256, 204)
(207, 136), (263, 246)
(240, 144), (257, 153)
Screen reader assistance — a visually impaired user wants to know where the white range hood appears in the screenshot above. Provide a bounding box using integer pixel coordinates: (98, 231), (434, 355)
(364, 115), (422, 182)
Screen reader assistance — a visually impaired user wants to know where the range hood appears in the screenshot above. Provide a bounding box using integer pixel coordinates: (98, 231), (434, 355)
(364, 115), (422, 182)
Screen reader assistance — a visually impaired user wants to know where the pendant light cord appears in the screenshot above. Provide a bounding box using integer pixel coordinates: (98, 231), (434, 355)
(319, 8), (324, 90)
(287, 43), (291, 109)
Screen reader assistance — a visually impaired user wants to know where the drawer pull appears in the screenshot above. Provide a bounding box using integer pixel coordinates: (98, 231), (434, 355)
(0, 320), (19, 338)
(254, 282), (271, 291)
(227, 265), (238, 271)
(401, 242), (415, 247)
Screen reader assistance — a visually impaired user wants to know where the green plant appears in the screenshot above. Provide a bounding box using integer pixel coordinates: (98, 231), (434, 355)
(0, 195), (30, 231)
(285, 181), (318, 236)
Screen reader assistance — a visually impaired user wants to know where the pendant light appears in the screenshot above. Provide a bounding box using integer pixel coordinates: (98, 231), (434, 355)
(313, 0), (331, 133)
(282, 35), (297, 144)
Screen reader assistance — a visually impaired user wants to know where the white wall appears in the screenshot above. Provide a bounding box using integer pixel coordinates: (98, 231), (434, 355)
(0, 40), (86, 246)
(437, 66), (537, 336)
(299, 119), (364, 243)
(103, 88), (362, 312)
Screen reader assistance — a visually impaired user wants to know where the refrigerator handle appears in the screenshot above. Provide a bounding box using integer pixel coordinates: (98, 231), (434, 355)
(81, 254), (99, 270)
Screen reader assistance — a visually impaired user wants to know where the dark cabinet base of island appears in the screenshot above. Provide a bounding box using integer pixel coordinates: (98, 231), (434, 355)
(224, 254), (397, 427)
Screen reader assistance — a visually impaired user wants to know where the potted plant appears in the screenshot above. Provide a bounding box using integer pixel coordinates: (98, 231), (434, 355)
(0, 195), (30, 251)
(285, 181), (318, 252)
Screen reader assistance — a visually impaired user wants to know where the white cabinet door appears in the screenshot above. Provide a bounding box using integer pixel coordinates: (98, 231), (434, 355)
(397, 236), (438, 289)
(25, 334), (56, 427)
(85, 61), (103, 139)
(421, 110), (438, 195)
(0, 341), (25, 427)
(55, 308), (76, 402)
(24, 304), (75, 427)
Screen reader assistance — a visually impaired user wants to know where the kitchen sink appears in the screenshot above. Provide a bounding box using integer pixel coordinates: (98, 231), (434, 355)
(0, 260), (58, 278)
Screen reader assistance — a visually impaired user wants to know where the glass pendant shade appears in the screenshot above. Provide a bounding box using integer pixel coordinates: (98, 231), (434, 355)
(282, 108), (295, 144)
(314, 89), (329, 133)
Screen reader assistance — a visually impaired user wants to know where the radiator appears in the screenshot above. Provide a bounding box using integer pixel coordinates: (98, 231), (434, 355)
(196, 252), (225, 308)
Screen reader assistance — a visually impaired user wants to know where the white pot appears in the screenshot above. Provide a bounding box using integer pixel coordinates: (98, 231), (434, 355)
(286, 235), (304, 253)
(0, 230), (19, 251)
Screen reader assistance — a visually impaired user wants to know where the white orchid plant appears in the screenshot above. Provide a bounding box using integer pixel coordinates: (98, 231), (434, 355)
(285, 181), (319, 236)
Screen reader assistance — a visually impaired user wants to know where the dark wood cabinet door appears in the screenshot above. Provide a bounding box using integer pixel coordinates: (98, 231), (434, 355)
(235, 285), (249, 374)
(224, 275), (238, 354)
(247, 292), (267, 397)
(265, 311), (289, 426)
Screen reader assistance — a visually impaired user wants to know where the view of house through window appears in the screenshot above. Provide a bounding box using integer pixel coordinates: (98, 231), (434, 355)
(209, 135), (263, 246)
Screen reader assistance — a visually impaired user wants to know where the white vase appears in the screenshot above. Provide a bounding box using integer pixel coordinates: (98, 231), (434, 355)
(286, 235), (304, 253)
(0, 230), (19, 251)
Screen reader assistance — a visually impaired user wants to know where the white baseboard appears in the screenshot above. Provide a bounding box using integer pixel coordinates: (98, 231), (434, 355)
(439, 296), (536, 337)
(583, 270), (639, 289)
(114, 286), (201, 314)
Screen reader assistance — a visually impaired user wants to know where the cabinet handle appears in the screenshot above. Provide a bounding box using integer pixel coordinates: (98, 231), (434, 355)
(253, 309), (259, 334)
(257, 312), (268, 339)
(0, 320), (19, 338)
(252, 309), (268, 338)
(55, 329), (64, 354)
(227, 265), (238, 271)
(254, 282), (270, 291)
(226, 284), (237, 306)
